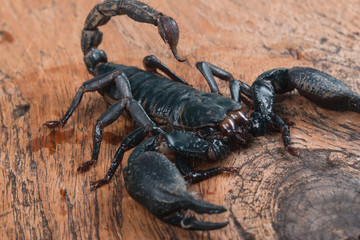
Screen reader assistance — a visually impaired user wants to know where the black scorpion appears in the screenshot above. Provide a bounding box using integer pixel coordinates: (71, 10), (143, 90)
(44, 0), (360, 230)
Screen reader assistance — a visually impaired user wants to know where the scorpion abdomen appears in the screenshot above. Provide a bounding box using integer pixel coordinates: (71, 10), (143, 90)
(131, 76), (242, 128)
(96, 63), (243, 128)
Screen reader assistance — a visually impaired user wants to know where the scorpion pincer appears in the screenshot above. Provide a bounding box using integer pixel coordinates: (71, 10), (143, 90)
(44, 0), (360, 230)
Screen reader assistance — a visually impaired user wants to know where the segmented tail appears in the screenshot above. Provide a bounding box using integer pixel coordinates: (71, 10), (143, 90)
(81, 0), (184, 75)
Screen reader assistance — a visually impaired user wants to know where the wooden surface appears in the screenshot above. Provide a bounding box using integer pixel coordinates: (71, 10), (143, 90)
(1, 0), (360, 239)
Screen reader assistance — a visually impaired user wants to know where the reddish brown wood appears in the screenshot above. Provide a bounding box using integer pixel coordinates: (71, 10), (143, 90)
(0, 0), (359, 239)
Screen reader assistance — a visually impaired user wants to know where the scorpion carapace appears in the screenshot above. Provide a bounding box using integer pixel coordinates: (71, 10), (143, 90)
(44, 0), (360, 231)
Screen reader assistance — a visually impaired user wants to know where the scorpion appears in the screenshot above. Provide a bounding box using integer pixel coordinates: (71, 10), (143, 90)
(44, 0), (360, 231)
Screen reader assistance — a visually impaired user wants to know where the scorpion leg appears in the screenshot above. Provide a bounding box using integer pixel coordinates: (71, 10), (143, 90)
(78, 72), (156, 172)
(196, 62), (233, 95)
(175, 156), (238, 184)
(91, 127), (167, 189)
(43, 71), (118, 128)
(89, 126), (153, 189)
(196, 62), (253, 106)
(77, 99), (127, 173)
(143, 55), (189, 85)
(271, 114), (299, 156)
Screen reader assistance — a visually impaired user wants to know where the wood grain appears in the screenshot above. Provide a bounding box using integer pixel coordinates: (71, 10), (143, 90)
(1, 0), (360, 239)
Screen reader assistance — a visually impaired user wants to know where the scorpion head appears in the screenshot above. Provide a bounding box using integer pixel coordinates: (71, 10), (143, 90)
(219, 110), (250, 145)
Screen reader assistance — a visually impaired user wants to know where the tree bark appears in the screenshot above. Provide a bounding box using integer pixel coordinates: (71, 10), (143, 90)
(0, 0), (359, 239)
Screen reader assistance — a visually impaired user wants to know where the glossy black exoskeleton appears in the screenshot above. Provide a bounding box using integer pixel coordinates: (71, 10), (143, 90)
(44, 0), (360, 231)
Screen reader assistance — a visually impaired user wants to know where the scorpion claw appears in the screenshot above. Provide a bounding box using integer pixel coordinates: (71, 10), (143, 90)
(163, 212), (229, 231)
(161, 197), (228, 230)
(124, 152), (228, 230)
(157, 15), (186, 62)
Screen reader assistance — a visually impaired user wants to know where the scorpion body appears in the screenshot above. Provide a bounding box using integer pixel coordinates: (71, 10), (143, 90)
(97, 62), (244, 130)
(45, 0), (360, 230)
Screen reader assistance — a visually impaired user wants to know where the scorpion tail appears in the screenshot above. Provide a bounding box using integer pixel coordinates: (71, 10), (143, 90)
(124, 152), (228, 230)
(81, 0), (185, 75)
